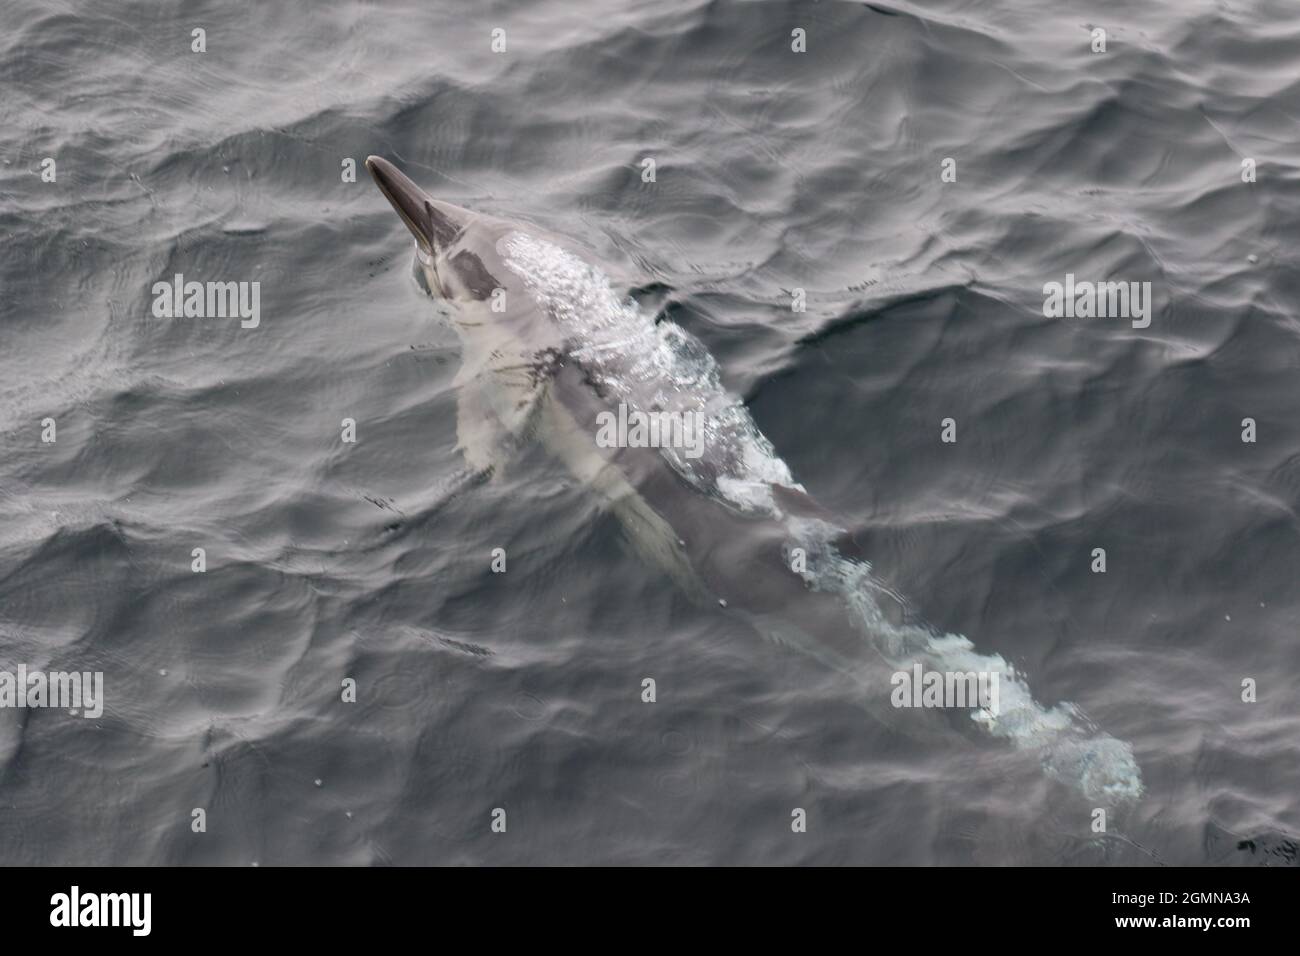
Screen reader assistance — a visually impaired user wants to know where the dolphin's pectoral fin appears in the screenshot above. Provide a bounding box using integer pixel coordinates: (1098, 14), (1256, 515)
(453, 376), (519, 479)
(482, 349), (560, 439)
(451, 345), (556, 478)
(453, 387), (500, 476)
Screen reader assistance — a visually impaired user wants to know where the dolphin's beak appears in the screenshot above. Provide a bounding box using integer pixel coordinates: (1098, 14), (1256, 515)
(366, 155), (442, 253)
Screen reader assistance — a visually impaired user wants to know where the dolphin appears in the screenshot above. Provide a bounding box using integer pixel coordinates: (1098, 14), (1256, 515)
(365, 155), (1143, 803)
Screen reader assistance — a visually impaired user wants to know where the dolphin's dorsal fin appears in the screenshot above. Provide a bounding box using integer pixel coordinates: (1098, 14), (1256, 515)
(769, 483), (835, 521)
(768, 482), (872, 563)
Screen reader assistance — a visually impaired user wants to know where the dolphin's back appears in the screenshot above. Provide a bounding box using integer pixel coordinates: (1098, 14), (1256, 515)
(497, 229), (799, 514)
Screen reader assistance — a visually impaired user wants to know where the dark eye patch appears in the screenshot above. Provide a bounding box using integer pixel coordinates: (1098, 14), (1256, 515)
(448, 250), (501, 301)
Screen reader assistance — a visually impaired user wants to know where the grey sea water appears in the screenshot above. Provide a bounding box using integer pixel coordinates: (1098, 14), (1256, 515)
(1, 0), (1298, 865)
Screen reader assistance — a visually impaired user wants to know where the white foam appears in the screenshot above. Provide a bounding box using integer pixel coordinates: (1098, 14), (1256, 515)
(790, 523), (1143, 802)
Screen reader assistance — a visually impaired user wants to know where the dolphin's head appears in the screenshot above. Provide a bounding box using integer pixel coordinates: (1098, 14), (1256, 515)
(366, 155), (482, 300)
